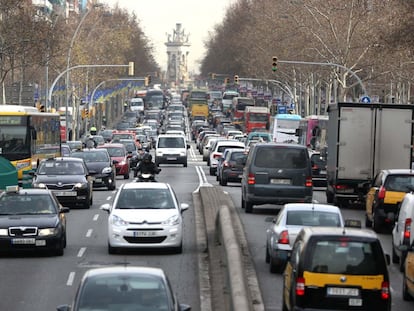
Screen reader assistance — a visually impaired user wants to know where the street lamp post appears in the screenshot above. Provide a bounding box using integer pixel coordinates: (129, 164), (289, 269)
(64, 3), (103, 141)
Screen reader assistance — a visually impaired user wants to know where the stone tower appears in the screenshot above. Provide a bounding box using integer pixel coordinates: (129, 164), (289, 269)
(165, 23), (191, 86)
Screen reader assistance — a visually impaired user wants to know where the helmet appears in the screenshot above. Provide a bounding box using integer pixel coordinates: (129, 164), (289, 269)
(143, 153), (152, 163)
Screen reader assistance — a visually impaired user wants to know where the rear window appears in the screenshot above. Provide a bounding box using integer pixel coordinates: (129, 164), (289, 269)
(254, 147), (308, 169)
(307, 239), (385, 275)
(286, 211), (341, 227)
(217, 145), (244, 153)
(385, 174), (414, 192)
(311, 154), (326, 167)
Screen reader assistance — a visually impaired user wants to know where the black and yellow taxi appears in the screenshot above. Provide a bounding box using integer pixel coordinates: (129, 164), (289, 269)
(402, 244), (414, 300)
(365, 169), (414, 233)
(282, 227), (391, 311)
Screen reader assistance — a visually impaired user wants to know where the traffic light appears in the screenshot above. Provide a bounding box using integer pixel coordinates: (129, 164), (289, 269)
(147, 75), (151, 85)
(272, 56), (278, 72)
(234, 75), (239, 84)
(83, 108), (89, 119)
(225, 77), (230, 84)
(128, 61), (134, 76)
(211, 73), (216, 79)
(144, 76), (149, 87)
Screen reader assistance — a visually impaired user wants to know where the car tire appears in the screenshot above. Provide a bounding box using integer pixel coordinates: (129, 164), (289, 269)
(124, 172), (130, 179)
(209, 167), (215, 176)
(365, 214), (373, 228)
(108, 181), (116, 191)
(108, 243), (118, 255)
(220, 177), (227, 186)
(265, 243), (270, 263)
(326, 190), (334, 203)
(183, 162), (187, 168)
(392, 244), (400, 264)
(269, 255), (284, 274)
(373, 212), (383, 233)
(241, 196), (245, 209)
(399, 251), (407, 272)
(245, 200), (253, 213)
(173, 243), (183, 254)
(403, 272), (413, 301)
(55, 239), (64, 256)
(83, 198), (91, 209)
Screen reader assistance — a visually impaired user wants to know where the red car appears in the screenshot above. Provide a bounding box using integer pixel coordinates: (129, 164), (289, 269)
(98, 143), (130, 179)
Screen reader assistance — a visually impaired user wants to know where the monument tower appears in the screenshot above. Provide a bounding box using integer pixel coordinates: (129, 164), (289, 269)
(165, 23), (191, 86)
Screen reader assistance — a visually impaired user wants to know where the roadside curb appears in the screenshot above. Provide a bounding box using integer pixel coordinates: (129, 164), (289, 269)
(195, 185), (264, 311)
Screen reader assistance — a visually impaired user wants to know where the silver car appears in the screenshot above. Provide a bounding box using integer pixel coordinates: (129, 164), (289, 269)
(101, 182), (189, 254)
(265, 203), (344, 273)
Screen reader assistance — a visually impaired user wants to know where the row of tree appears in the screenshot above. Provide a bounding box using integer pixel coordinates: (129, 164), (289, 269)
(200, 0), (414, 107)
(0, 0), (158, 105)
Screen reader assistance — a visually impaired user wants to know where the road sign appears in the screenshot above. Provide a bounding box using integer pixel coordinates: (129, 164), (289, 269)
(361, 96), (371, 103)
(278, 105), (287, 114)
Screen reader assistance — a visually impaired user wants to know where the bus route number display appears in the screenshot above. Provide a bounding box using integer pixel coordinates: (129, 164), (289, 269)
(0, 116), (25, 125)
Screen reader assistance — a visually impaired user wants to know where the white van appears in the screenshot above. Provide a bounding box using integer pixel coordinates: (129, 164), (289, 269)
(155, 134), (189, 167)
(392, 192), (414, 271)
(129, 98), (144, 113)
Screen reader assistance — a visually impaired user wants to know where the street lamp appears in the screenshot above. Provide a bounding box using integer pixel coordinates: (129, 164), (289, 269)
(64, 2), (103, 141)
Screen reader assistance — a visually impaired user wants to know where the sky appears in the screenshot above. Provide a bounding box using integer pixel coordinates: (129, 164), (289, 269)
(103, 0), (237, 74)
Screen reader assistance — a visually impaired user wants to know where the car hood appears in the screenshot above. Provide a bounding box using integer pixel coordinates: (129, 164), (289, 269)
(111, 209), (179, 223)
(34, 175), (87, 184)
(0, 215), (59, 228)
(85, 162), (111, 174)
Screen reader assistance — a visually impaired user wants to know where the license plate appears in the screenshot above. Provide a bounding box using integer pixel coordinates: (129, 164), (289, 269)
(133, 231), (157, 237)
(94, 178), (102, 183)
(349, 298), (362, 306)
(327, 287), (359, 296)
(12, 238), (35, 245)
(35, 240), (46, 246)
(238, 174), (243, 178)
(167, 157), (177, 161)
(270, 179), (291, 185)
(53, 191), (76, 196)
(336, 188), (354, 194)
(320, 170), (326, 174)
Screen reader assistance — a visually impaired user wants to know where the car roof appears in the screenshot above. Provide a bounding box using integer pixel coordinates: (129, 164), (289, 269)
(83, 266), (166, 279)
(72, 148), (108, 153)
(382, 169), (414, 175)
(40, 156), (84, 163)
(99, 143), (126, 148)
(2, 187), (53, 196)
(300, 226), (379, 241)
(122, 182), (170, 190)
(284, 203), (341, 213)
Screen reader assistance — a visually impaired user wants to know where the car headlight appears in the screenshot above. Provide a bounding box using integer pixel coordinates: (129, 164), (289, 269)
(180, 151), (186, 156)
(111, 215), (129, 226)
(33, 183), (47, 189)
(38, 228), (58, 236)
(0, 229), (8, 236)
(74, 182), (88, 189)
(162, 214), (180, 226)
(102, 167), (112, 174)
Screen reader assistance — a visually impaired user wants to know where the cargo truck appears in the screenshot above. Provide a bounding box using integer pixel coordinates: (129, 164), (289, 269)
(326, 102), (414, 207)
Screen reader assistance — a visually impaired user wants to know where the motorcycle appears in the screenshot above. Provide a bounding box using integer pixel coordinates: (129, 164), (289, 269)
(135, 172), (158, 182)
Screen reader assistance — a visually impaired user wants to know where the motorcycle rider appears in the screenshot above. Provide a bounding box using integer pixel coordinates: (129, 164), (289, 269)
(134, 152), (160, 179)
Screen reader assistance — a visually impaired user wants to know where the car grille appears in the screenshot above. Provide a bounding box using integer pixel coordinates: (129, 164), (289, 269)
(46, 184), (74, 190)
(9, 227), (38, 236)
(124, 236), (167, 244)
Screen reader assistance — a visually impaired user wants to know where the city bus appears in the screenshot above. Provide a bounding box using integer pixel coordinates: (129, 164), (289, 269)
(297, 114), (329, 150)
(0, 105), (61, 180)
(270, 113), (302, 143)
(188, 89), (209, 120)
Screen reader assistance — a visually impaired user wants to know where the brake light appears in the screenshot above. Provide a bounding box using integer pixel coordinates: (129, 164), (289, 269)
(223, 161), (229, 167)
(305, 177), (313, 187)
(381, 281), (390, 300)
(278, 230), (289, 244)
(378, 186), (386, 200)
(296, 277), (305, 296)
(403, 218), (412, 240)
(248, 173), (255, 185)
(213, 153), (221, 159)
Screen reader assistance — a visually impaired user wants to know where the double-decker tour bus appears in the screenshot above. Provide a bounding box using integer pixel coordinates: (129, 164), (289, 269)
(297, 114), (329, 150)
(0, 105), (61, 180)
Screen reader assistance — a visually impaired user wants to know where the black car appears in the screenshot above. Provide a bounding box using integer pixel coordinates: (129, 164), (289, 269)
(32, 157), (93, 209)
(310, 151), (327, 187)
(217, 148), (247, 186)
(0, 186), (69, 256)
(70, 149), (116, 190)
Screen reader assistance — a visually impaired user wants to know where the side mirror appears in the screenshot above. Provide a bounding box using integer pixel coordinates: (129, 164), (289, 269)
(100, 203), (112, 213)
(180, 203), (189, 212)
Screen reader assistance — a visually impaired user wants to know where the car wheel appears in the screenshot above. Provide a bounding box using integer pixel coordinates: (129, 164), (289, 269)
(265, 243), (270, 263)
(108, 181), (116, 190)
(83, 198), (91, 209)
(55, 239), (64, 256)
(183, 162), (187, 168)
(207, 158), (210, 166)
(326, 190), (334, 203)
(108, 243), (118, 255)
(245, 200), (253, 213)
(124, 172), (130, 179)
(63, 232), (67, 248)
(172, 242), (183, 254)
(403, 272), (413, 301)
(220, 177), (227, 186)
(241, 196), (245, 209)
(269, 255), (284, 274)
(373, 212), (383, 233)
(209, 168), (215, 176)
(392, 244), (400, 264)
(399, 251), (407, 272)
(365, 214), (373, 228)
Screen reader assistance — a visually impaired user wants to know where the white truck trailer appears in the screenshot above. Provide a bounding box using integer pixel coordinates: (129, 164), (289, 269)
(326, 102), (414, 207)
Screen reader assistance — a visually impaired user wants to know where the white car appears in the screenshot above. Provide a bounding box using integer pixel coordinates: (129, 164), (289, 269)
(101, 182), (189, 254)
(265, 203), (345, 273)
(208, 139), (245, 175)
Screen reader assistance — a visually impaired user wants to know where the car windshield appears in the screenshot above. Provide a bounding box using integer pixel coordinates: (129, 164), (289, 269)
(308, 240), (384, 275)
(38, 161), (85, 175)
(78, 274), (169, 309)
(0, 194), (55, 215)
(286, 211), (341, 226)
(116, 189), (175, 209)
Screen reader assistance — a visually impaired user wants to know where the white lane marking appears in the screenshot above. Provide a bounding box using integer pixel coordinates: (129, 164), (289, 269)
(66, 272), (75, 286)
(77, 247), (86, 257)
(106, 196), (112, 201)
(93, 214), (99, 221)
(86, 229), (93, 237)
(194, 166), (212, 193)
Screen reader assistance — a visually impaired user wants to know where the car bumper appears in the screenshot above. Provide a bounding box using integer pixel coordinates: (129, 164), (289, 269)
(115, 164), (129, 175)
(222, 170), (243, 182)
(52, 190), (89, 206)
(92, 174), (114, 188)
(155, 155), (187, 165)
(0, 235), (63, 253)
(245, 185), (313, 205)
(108, 224), (183, 249)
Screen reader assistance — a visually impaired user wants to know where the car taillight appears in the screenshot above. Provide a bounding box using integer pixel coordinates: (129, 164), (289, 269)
(306, 177), (313, 187)
(378, 186), (386, 200)
(403, 218), (412, 240)
(296, 277), (305, 296)
(278, 230), (289, 244)
(381, 281), (390, 300)
(248, 173), (255, 185)
(213, 153), (221, 159)
(223, 161), (229, 167)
